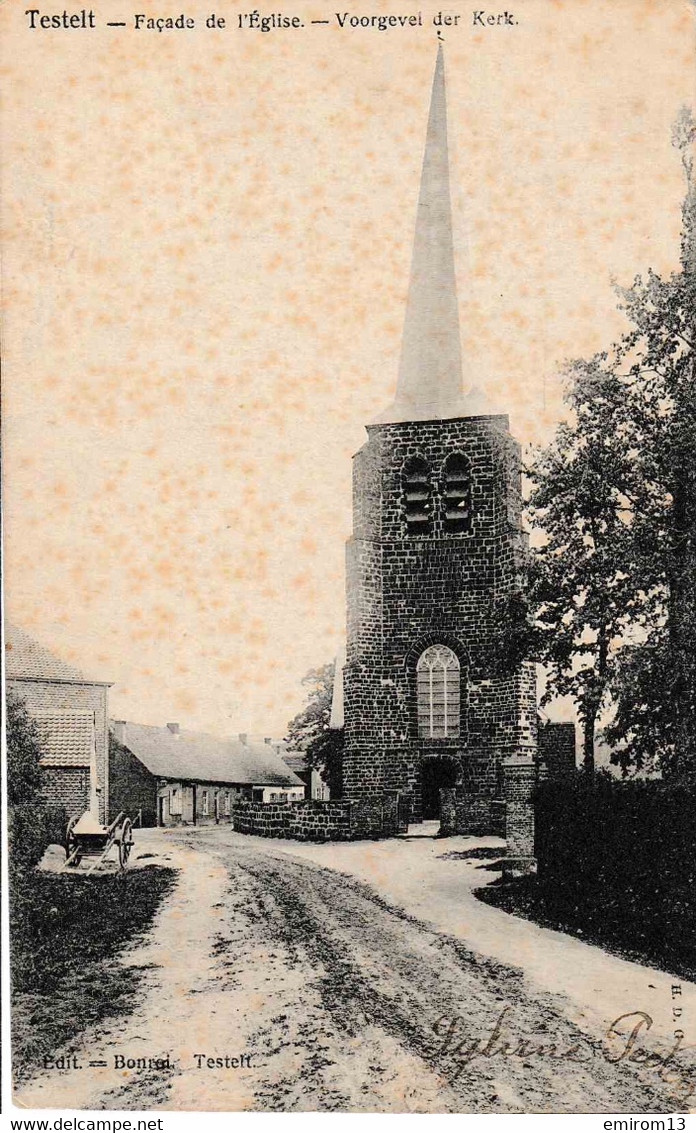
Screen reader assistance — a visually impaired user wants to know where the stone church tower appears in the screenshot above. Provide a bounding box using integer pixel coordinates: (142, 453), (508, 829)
(342, 48), (538, 843)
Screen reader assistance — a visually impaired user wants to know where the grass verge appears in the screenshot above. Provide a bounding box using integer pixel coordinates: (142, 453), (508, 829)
(11, 864), (176, 1082)
(475, 875), (696, 985)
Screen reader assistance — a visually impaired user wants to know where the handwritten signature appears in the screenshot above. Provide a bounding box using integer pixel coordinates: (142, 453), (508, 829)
(432, 1009), (695, 1102)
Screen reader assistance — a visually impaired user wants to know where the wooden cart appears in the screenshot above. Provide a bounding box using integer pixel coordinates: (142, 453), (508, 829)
(63, 811), (134, 873)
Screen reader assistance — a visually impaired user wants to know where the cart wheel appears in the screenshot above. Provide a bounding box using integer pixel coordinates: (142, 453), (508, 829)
(65, 815), (79, 860)
(119, 818), (133, 869)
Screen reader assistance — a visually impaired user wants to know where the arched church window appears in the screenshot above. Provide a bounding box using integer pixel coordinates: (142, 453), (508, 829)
(417, 645), (460, 739)
(403, 456), (432, 534)
(443, 453), (472, 534)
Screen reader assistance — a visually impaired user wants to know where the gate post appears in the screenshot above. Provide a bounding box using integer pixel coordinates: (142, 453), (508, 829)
(502, 757), (537, 877)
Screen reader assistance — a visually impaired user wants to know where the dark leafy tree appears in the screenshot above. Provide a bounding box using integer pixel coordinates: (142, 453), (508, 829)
(286, 663), (343, 797)
(529, 111), (696, 776)
(302, 726), (344, 800)
(6, 690), (67, 874)
(605, 633), (676, 775)
(605, 112), (696, 774)
(526, 359), (652, 772)
(7, 690), (45, 806)
(489, 590), (541, 676)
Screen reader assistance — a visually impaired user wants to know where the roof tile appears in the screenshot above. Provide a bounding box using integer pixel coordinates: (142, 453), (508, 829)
(5, 624), (90, 682)
(32, 709), (95, 768)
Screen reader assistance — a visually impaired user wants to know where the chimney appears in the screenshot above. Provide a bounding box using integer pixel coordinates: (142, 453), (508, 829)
(112, 720), (127, 744)
(166, 722), (180, 734)
(238, 733), (248, 744)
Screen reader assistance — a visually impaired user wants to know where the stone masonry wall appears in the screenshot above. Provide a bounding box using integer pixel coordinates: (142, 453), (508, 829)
(8, 677), (109, 822)
(232, 795), (402, 842)
(41, 767), (90, 819)
(440, 788), (506, 838)
(232, 801), (294, 838)
(343, 414), (535, 831)
(109, 737), (158, 826)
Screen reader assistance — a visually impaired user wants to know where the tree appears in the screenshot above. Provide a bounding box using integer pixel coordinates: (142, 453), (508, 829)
(286, 663), (344, 797)
(6, 690), (68, 875)
(302, 726), (344, 800)
(603, 269), (696, 774)
(529, 112), (696, 776)
(526, 358), (652, 772)
(605, 112), (696, 774)
(6, 690), (45, 806)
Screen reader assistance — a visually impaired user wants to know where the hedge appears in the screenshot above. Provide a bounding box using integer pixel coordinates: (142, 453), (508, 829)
(534, 774), (696, 975)
(9, 803), (67, 875)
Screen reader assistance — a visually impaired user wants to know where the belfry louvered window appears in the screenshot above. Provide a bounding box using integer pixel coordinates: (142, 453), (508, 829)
(443, 453), (472, 534)
(403, 456), (432, 533)
(417, 645), (460, 739)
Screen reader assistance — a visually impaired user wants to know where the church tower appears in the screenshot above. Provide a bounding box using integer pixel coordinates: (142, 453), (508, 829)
(342, 48), (538, 835)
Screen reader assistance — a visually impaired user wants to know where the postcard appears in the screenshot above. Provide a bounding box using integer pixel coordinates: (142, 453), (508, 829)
(2, 0), (695, 1115)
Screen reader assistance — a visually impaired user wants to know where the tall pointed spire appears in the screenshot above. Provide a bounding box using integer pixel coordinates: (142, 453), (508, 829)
(378, 46), (488, 423)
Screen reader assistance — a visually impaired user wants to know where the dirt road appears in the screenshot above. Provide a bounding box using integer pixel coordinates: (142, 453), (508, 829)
(15, 829), (695, 1113)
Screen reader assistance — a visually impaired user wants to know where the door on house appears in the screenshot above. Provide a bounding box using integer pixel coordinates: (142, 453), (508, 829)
(182, 786), (194, 824)
(421, 756), (459, 819)
(158, 795), (166, 826)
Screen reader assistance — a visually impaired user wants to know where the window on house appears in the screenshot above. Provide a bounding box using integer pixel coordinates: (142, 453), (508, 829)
(443, 453), (472, 534)
(417, 645), (460, 739)
(402, 456), (432, 534)
(202, 790), (209, 816)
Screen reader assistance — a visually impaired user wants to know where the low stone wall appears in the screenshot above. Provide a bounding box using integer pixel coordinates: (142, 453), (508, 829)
(287, 800), (353, 841)
(438, 788), (497, 837)
(232, 794), (402, 842)
(348, 795), (397, 838)
(232, 802), (291, 838)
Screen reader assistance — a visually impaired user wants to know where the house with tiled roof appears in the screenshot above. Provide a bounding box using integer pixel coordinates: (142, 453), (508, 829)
(242, 732), (330, 802)
(279, 749), (330, 801)
(5, 624), (112, 820)
(109, 721), (305, 827)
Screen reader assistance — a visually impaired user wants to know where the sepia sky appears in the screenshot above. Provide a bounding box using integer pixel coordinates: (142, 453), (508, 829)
(2, 0), (694, 737)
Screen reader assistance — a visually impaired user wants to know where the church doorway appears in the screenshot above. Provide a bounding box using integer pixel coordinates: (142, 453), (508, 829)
(421, 755), (459, 819)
